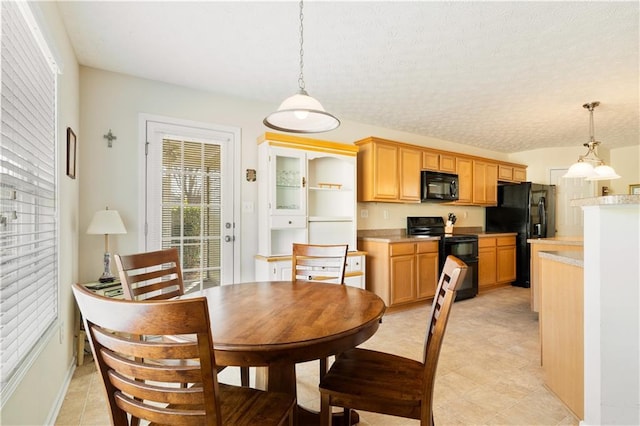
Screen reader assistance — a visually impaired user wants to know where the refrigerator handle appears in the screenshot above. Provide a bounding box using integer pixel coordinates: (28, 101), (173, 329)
(538, 196), (547, 237)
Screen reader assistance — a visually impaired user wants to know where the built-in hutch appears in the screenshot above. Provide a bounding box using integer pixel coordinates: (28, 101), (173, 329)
(254, 133), (365, 288)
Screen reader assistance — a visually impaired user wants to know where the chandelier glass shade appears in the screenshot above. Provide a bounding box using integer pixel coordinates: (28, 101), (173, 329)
(263, 0), (339, 134)
(563, 102), (620, 181)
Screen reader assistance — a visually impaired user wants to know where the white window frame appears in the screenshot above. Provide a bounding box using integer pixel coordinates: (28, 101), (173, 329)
(0, 1), (60, 401)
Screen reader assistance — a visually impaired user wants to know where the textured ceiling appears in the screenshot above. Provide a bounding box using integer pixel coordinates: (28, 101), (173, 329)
(56, 1), (639, 153)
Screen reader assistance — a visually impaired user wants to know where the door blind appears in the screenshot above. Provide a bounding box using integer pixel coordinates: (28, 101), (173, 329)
(0, 1), (58, 392)
(162, 138), (221, 292)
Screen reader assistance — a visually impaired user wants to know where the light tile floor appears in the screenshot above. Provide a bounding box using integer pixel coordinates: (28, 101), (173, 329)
(55, 286), (579, 425)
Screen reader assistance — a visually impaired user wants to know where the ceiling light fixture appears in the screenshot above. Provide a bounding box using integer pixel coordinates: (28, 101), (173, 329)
(563, 101), (620, 181)
(263, 0), (340, 134)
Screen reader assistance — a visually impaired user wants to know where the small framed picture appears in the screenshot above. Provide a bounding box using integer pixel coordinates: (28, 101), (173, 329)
(629, 184), (640, 195)
(66, 127), (76, 179)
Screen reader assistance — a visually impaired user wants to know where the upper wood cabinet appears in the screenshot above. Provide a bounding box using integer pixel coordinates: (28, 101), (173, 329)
(498, 164), (527, 183)
(422, 150), (457, 173)
(355, 136), (526, 205)
(473, 161), (498, 205)
(455, 157), (473, 204)
(399, 146), (422, 201)
(355, 137), (420, 203)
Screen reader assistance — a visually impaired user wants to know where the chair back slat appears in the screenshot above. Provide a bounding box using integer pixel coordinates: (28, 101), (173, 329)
(292, 243), (348, 284)
(114, 248), (185, 301)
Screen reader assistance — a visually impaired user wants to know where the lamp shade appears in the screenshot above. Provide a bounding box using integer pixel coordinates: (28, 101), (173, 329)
(263, 91), (340, 133)
(586, 164), (621, 181)
(562, 161), (595, 179)
(87, 209), (127, 235)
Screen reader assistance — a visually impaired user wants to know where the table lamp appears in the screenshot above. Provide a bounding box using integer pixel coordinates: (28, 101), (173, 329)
(87, 207), (127, 283)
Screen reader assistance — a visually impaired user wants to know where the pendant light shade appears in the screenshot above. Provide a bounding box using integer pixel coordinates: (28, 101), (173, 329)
(563, 102), (620, 180)
(263, 0), (340, 134)
(264, 90), (340, 133)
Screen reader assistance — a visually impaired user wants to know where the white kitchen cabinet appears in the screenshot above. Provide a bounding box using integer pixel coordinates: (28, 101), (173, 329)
(256, 133), (361, 277)
(254, 252), (366, 288)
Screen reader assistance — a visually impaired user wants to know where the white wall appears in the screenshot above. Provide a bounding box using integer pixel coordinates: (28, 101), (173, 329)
(77, 67), (516, 284)
(1, 3), (80, 425)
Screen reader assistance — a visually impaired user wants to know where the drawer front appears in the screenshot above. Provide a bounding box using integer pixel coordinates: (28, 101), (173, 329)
(497, 236), (516, 246)
(478, 237), (496, 248)
(416, 241), (438, 253)
(390, 242), (415, 256)
(346, 255), (364, 272)
(270, 216), (306, 229)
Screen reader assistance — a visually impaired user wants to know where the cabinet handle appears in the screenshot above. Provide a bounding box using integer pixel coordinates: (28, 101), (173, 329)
(288, 220), (292, 224)
(302, 177), (306, 188)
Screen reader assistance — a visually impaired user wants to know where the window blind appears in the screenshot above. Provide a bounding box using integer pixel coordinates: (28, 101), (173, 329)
(0, 1), (58, 392)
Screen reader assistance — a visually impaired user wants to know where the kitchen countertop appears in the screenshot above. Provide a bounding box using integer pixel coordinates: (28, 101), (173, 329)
(527, 236), (583, 245)
(357, 228), (516, 243)
(538, 250), (584, 268)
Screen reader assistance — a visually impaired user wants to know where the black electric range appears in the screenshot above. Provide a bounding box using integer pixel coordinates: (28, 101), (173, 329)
(407, 216), (478, 301)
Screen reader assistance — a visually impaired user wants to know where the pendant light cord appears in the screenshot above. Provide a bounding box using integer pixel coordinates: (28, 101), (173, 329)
(298, 0), (305, 92)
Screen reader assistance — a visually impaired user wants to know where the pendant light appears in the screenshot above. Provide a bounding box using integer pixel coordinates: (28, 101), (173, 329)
(563, 102), (620, 180)
(263, 0), (340, 133)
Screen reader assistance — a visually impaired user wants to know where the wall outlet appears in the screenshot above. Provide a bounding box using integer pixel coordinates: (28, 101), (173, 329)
(383, 210), (389, 220)
(360, 209), (368, 218)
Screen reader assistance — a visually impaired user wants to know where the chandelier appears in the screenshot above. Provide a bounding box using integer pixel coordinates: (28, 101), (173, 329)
(563, 102), (620, 180)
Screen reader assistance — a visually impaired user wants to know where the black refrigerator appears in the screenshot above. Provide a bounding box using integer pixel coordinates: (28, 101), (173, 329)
(485, 182), (556, 288)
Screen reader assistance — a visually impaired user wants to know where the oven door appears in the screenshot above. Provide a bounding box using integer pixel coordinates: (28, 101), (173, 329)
(453, 258), (478, 301)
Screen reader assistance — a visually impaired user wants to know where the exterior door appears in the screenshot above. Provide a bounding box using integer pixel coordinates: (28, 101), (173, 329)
(144, 117), (239, 290)
(550, 169), (595, 237)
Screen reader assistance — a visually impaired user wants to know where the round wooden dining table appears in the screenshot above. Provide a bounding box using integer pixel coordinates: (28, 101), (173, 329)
(181, 280), (386, 424)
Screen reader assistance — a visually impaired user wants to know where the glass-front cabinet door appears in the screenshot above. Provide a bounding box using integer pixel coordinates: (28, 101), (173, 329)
(270, 147), (306, 216)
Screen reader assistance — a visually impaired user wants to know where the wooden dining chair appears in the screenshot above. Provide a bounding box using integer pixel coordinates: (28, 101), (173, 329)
(292, 243), (349, 376)
(292, 243), (348, 284)
(114, 247), (249, 387)
(318, 255), (468, 426)
(72, 283), (295, 426)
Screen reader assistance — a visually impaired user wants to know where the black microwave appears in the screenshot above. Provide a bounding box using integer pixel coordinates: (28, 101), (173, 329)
(421, 171), (459, 201)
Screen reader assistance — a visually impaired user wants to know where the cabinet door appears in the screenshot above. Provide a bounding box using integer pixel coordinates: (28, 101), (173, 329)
(416, 252), (438, 299)
(497, 246), (516, 283)
(270, 148), (306, 216)
(473, 161), (498, 205)
(390, 254), (416, 305)
(422, 150), (439, 171)
(456, 157), (473, 204)
(485, 163), (498, 205)
(439, 154), (457, 173)
(478, 247), (497, 289)
(513, 167), (527, 182)
(372, 143), (399, 200)
(399, 147), (422, 202)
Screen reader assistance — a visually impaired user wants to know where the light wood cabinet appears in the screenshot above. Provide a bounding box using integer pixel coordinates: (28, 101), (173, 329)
(478, 235), (516, 292)
(355, 136), (526, 206)
(399, 146), (422, 201)
(455, 157), (473, 204)
(422, 150), (457, 173)
(355, 137), (420, 203)
(498, 164), (528, 183)
(473, 161), (498, 205)
(529, 239), (583, 312)
(359, 239), (439, 307)
(539, 255), (583, 419)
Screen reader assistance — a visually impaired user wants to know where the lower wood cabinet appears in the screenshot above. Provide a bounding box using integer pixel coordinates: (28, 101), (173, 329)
(359, 239), (439, 307)
(478, 235), (516, 292)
